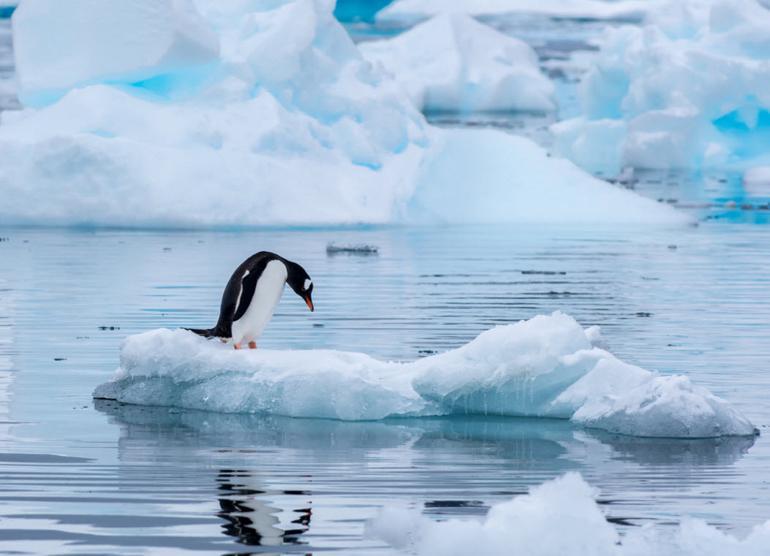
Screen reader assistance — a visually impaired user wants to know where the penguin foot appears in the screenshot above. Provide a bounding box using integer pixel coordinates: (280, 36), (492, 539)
(233, 343), (242, 350)
(248, 341), (257, 350)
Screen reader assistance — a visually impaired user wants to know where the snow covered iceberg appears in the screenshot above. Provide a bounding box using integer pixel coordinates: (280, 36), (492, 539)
(370, 472), (770, 556)
(93, 312), (756, 438)
(553, 0), (770, 175)
(360, 13), (555, 113)
(0, 0), (684, 227)
(12, 0), (220, 107)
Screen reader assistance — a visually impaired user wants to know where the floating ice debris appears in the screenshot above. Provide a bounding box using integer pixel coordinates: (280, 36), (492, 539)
(360, 13), (555, 113)
(94, 312), (755, 438)
(370, 472), (770, 555)
(326, 243), (379, 255)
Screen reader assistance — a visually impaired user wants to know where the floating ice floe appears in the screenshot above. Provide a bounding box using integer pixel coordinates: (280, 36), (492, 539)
(552, 0), (770, 175)
(370, 472), (770, 556)
(94, 312), (755, 438)
(0, 0), (684, 227)
(360, 13), (555, 113)
(377, 0), (652, 23)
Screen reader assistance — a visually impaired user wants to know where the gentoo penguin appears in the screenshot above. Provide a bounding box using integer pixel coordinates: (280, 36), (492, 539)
(187, 251), (313, 349)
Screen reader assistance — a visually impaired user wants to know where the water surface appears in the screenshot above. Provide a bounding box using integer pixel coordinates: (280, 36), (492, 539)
(0, 223), (768, 554)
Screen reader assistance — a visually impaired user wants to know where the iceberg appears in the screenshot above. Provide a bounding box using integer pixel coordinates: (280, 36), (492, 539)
(94, 312), (756, 438)
(377, 0), (653, 23)
(359, 13), (555, 113)
(12, 0), (220, 106)
(0, 0), (685, 227)
(370, 472), (770, 556)
(552, 0), (770, 174)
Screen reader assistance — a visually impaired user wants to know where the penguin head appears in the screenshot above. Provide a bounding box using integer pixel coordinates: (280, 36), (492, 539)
(285, 261), (314, 312)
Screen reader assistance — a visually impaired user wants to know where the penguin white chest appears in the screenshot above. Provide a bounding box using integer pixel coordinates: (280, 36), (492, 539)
(231, 260), (287, 343)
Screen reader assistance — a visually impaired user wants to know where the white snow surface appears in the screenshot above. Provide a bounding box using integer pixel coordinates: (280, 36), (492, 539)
(0, 0), (686, 227)
(377, 0), (652, 22)
(93, 312), (755, 438)
(360, 13), (555, 113)
(370, 472), (770, 556)
(553, 0), (770, 174)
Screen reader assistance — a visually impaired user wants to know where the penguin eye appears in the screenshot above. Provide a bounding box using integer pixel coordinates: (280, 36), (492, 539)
(304, 279), (312, 291)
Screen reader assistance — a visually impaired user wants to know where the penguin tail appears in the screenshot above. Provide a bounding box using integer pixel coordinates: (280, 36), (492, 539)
(184, 327), (217, 338)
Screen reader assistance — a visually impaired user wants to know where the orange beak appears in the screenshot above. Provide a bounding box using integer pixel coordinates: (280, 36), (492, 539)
(304, 295), (314, 312)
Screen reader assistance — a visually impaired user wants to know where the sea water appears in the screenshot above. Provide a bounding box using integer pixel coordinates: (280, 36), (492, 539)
(0, 223), (768, 554)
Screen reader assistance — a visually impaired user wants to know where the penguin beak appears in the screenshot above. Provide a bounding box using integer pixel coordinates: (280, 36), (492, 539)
(304, 294), (314, 312)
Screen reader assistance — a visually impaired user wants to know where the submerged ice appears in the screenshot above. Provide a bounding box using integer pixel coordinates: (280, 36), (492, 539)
(0, 0), (685, 227)
(94, 312), (755, 438)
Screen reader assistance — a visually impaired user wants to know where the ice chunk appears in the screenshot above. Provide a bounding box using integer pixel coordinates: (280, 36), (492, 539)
(12, 0), (220, 106)
(360, 14), (555, 113)
(553, 0), (770, 174)
(326, 243), (379, 255)
(370, 472), (770, 556)
(571, 374), (757, 438)
(94, 312), (755, 438)
(94, 327), (428, 421)
(377, 0), (652, 22)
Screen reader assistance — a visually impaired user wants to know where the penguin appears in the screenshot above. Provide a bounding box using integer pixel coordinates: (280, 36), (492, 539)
(187, 251), (314, 349)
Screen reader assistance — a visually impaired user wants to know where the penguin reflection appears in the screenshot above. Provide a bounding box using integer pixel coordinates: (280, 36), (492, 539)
(216, 469), (312, 548)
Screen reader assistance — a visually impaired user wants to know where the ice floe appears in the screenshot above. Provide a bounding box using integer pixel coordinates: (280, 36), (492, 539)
(94, 312), (755, 438)
(377, 0), (652, 23)
(0, 0), (684, 227)
(553, 0), (770, 175)
(370, 472), (770, 555)
(360, 13), (555, 113)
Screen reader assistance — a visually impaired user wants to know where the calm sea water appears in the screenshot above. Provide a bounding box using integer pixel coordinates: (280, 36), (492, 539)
(1, 7), (770, 556)
(0, 223), (769, 554)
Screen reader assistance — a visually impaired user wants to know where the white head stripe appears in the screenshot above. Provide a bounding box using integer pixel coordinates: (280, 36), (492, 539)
(304, 279), (312, 290)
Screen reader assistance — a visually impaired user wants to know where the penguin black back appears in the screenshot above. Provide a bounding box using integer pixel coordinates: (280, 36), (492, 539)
(186, 251), (314, 341)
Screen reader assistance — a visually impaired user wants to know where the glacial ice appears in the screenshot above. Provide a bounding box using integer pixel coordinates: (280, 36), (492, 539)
(553, 0), (770, 174)
(377, 0), (652, 23)
(370, 472), (770, 556)
(359, 13), (555, 113)
(12, 0), (220, 106)
(405, 129), (684, 224)
(0, 0), (686, 227)
(93, 312), (756, 438)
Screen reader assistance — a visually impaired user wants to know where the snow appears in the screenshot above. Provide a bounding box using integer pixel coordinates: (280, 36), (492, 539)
(553, 0), (770, 175)
(377, 0), (652, 22)
(0, 0), (685, 228)
(93, 312), (755, 438)
(12, 0), (220, 107)
(359, 13), (555, 113)
(369, 472), (770, 556)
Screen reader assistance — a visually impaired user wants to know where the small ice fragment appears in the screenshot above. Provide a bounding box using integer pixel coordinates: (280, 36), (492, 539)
(326, 243), (379, 255)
